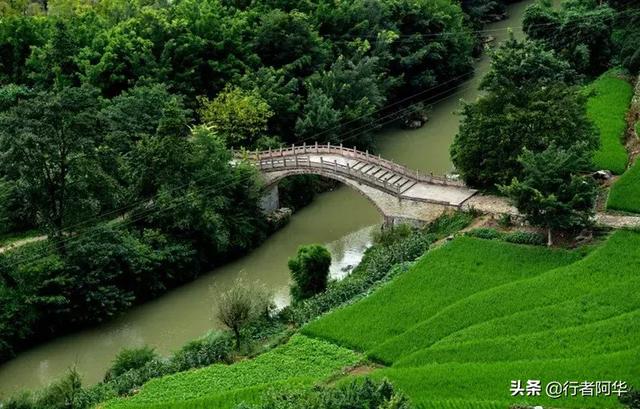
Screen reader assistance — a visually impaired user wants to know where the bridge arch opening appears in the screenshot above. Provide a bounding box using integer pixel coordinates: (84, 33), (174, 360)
(260, 170), (390, 220)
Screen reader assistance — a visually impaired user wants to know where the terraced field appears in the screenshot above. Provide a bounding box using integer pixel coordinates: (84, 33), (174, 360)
(302, 237), (586, 355)
(587, 70), (634, 174)
(608, 159), (640, 213)
(305, 231), (640, 408)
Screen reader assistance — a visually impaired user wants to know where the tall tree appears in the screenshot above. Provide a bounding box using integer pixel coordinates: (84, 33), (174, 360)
(451, 38), (597, 189)
(253, 9), (328, 74)
(523, 0), (615, 74)
(199, 86), (273, 148)
(500, 144), (598, 246)
(0, 86), (113, 247)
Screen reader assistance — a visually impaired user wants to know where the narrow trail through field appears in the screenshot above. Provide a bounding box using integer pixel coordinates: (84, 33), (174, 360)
(0, 235), (46, 254)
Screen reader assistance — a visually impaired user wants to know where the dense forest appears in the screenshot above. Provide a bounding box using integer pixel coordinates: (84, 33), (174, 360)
(0, 0), (519, 364)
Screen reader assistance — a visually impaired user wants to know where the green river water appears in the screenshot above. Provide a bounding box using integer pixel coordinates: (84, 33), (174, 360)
(0, 0), (537, 396)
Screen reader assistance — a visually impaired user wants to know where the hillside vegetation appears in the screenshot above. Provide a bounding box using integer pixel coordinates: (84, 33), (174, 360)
(88, 229), (640, 409)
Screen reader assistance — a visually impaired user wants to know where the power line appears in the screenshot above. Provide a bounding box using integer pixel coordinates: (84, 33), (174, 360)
(322, 6), (640, 42)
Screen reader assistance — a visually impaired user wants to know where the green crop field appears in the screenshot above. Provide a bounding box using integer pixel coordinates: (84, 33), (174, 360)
(304, 230), (640, 408)
(587, 71), (634, 174)
(608, 158), (640, 213)
(373, 349), (640, 409)
(302, 237), (585, 354)
(103, 335), (361, 409)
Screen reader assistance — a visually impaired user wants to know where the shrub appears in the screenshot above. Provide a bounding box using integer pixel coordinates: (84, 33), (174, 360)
(36, 367), (83, 409)
(466, 228), (503, 240)
(1, 393), (35, 409)
(106, 346), (158, 380)
(426, 212), (474, 236)
(217, 280), (273, 348)
(620, 388), (640, 409)
(498, 214), (513, 228)
(373, 224), (413, 247)
(503, 231), (547, 246)
(106, 358), (173, 396)
(288, 244), (332, 302)
(172, 331), (234, 372)
(236, 378), (412, 409)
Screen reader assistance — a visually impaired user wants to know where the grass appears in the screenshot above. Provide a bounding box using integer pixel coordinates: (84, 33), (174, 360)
(103, 335), (361, 409)
(395, 308), (640, 367)
(302, 237), (584, 354)
(305, 230), (640, 408)
(369, 231), (639, 364)
(373, 349), (640, 409)
(587, 70), (634, 174)
(608, 158), (640, 213)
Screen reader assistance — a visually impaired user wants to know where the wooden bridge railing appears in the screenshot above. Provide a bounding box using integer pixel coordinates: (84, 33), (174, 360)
(235, 142), (466, 188)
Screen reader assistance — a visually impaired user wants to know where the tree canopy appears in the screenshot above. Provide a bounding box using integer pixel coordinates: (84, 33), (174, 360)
(451, 37), (598, 189)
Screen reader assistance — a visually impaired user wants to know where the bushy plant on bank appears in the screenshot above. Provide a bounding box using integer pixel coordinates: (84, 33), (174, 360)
(465, 228), (547, 246)
(235, 378), (412, 409)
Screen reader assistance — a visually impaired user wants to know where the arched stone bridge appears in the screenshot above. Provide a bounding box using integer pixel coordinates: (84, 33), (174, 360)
(242, 143), (479, 226)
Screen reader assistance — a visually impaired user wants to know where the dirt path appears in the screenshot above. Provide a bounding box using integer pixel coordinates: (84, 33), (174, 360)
(0, 235), (47, 254)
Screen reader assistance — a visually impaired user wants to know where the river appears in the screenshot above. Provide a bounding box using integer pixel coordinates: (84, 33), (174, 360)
(0, 0), (536, 397)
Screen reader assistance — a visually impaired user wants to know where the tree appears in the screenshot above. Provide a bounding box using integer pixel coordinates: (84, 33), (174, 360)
(0, 86), (115, 248)
(295, 87), (341, 143)
(0, 15), (47, 83)
(101, 83), (191, 153)
(451, 38), (598, 189)
(83, 16), (158, 97)
(523, 0), (615, 74)
(297, 48), (390, 147)
(288, 244), (331, 302)
(199, 86), (273, 148)
(237, 67), (302, 139)
(252, 10), (328, 74)
(217, 279), (271, 348)
(386, 0), (474, 100)
(26, 19), (82, 88)
(135, 126), (267, 260)
(500, 144), (598, 246)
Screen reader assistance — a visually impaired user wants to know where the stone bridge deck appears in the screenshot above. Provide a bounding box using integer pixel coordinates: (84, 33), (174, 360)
(245, 144), (477, 208)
